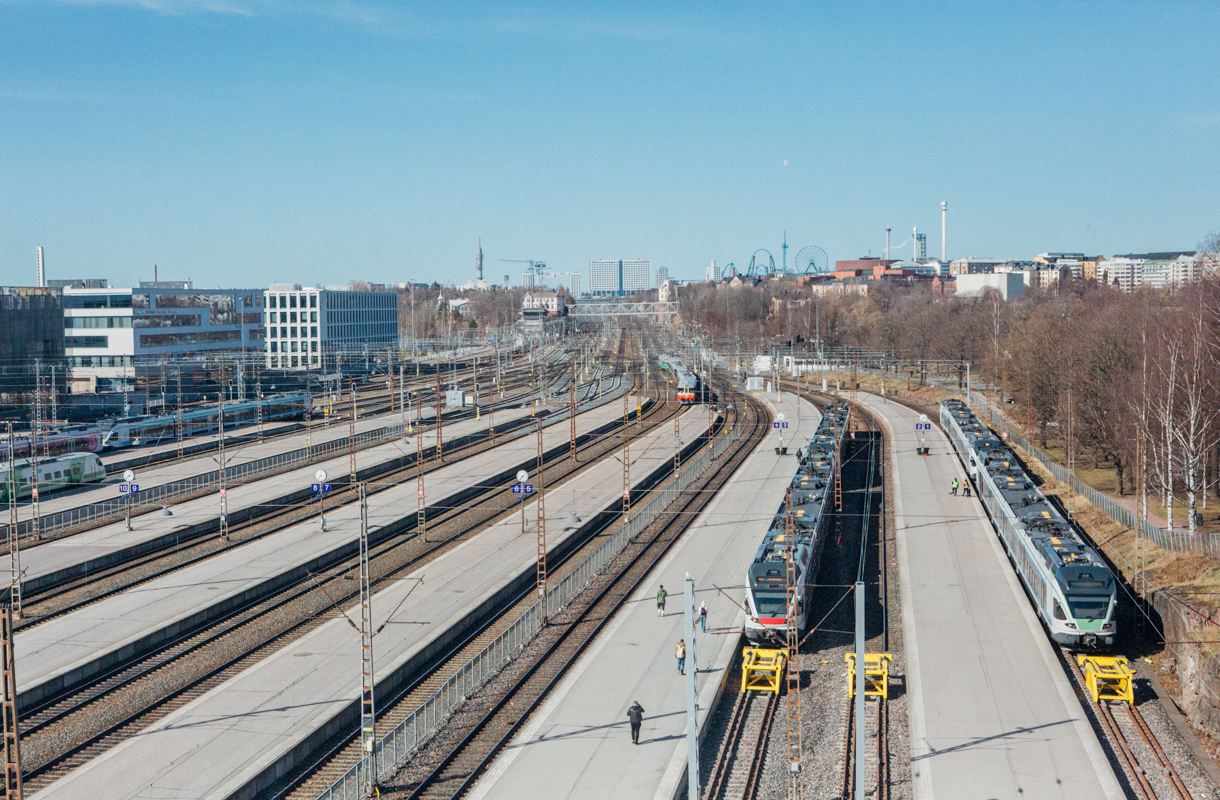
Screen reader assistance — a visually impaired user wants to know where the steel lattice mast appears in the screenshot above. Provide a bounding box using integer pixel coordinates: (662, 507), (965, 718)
(785, 487), (803, 799)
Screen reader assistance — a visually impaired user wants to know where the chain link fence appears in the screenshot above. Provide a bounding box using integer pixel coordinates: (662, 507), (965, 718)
(316, 412), (747, 800)
(966, 390), (1220, 559)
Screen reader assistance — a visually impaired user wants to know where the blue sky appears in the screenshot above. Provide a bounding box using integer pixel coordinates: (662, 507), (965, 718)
(1, 1), (1217, 288)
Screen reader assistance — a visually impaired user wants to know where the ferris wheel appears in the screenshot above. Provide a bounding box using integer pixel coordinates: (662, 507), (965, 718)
(795, 245), (829, 275)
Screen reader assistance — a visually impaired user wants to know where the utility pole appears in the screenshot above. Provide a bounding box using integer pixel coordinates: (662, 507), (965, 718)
(6, 425), (20, 619)
(684, 573), (700, 800)
(785, 489), (803, 800)
(570, 355), (577, 463)
(29, 392), (41, 545)
(854, 580), (865, 800)
(219, 392), (229, 542)
(358, 484), (377, 769)
(474, 357), (481, 421)
(177, 369), (185, 460)
(399, 365), (405, 423)
(622, 388), (631, 522)
(1, 603), (22, 800)
(435, 367), (443, 462)
(416, 417), (426, 541)
(349, 381), (357, 485)
(536, 421), (548, 620)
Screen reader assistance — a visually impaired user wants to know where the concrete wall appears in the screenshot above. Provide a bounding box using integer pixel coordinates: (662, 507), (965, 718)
(955, 272), (1025, 300)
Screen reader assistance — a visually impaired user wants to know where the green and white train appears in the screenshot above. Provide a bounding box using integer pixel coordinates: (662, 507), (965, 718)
(941, 399), (1116, 647)
(0, 452), (107, 503)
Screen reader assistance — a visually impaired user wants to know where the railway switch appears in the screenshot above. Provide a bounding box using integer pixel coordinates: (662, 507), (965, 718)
(845, 652), (893, 700)
(741, 647), (786, 695)
(1076, 655), (1134, 704)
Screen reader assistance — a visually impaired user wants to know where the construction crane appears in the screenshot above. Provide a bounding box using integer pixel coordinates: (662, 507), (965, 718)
(501, 259), (547, 286)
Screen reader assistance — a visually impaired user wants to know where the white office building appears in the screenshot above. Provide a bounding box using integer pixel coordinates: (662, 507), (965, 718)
(955, 273), (1025, 300)
(655, 266), (669, 287)
(263, 284), (398, 370)
(63, 283), (264, 393)
(565, 272), (583, 297)
(706, 260), (720, 282)
(1098, 253), (1200, 292)
(589, 259), (651, 296)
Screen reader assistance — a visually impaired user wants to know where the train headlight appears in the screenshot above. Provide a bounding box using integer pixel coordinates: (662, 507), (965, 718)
(1065, 622), (1077, 629)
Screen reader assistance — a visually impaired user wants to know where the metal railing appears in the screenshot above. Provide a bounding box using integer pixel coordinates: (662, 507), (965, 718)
(965, 389), (1220, 559)
(316, 412), (748, 800)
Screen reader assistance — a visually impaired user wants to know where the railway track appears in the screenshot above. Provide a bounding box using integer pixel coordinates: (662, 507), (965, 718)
(12, 366), (609, 621)
(16, 365), (669, 791)
(379, 391), (765, 800)
(1066, 657), (1194, 800)
(705, 688), (778, 800)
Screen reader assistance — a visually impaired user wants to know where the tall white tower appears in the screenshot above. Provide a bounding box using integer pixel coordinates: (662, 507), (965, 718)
(36, 246), (45, 287)
(941, 202), (947, 261)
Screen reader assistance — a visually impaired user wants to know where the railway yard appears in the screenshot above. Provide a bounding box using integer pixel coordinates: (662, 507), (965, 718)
(4, 325), (1220, 800)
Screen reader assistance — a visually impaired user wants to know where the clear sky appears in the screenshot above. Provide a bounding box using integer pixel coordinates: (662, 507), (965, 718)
(1, 1), (1217, 289)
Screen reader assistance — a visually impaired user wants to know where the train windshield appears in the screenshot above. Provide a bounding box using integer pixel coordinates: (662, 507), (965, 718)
(1066, 594), (1110, 619)
(752, 590), (787, 616)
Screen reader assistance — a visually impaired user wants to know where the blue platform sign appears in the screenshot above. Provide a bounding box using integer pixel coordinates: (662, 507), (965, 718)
(781, 422), (789, 429)
(311, 483), (333, 493)
(915, 423), (930, 430)
(512, 484), (521, 494)
(512, 483), (535, 495)
(120, 484), (140, 493)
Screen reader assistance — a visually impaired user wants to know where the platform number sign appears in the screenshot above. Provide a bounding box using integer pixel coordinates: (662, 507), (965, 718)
(772, 422), (788, 429)
(119, 484), (140, 493)
(914, 423), (931, 430)
(311, 483), (333, 494)
(512, 484), (534, 494)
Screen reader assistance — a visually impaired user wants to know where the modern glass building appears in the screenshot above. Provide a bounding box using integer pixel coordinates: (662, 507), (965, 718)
(589, 259), (651, 296)
(63, 283), (264, 393)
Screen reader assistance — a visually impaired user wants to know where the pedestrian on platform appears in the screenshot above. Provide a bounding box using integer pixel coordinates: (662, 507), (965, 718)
(656, 585), (668, 617)
(963, 479), (972, 498)
(626, 700), (645, 744)
(950, 477), (959, 495)
(675, 639), (686, 675)
(699, 601), (708, 632)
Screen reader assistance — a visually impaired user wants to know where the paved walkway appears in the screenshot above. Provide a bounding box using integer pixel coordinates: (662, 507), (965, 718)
(862, 393), (1122, 799)
(469, 392), (819, 800)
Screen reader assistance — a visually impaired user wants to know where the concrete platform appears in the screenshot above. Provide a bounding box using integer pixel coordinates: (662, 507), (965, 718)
(99, 420), (301, 471)
(16, 373), (626, 595)
(30, 408), (713, 800)
(15, 399), (634, 710)
(16, 405), (533, 595)
(861, 393), (1122, 800)
(468, 392), (818, 800)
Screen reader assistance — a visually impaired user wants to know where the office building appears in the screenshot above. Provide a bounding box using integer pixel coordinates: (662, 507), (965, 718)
(0, 286), (65, 396)
(263, 284), (398, 370)
(63, 283), (264, 393)
(521, 272), (536, 288)
(656, 266), (669, 287)
(706, 260), (719, 282)
(589, 259), (651, 296)
(565, 272), (583, 297)
(956, 273), (1025, 300)
(949, 258), (1007, 275)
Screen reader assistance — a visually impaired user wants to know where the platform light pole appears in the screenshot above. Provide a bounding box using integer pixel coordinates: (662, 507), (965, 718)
(854, 579), (866, 800)
(570, 355), (578, 463)
(416, 420), (426, 541)
(349, 381), (357, 485)
(435, 366), (444, 462)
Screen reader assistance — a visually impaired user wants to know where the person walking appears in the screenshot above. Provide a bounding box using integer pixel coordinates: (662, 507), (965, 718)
(963, 479), (972, 498)
(950, 477), (959, 496)
(675, 639), (686, 675)
(626, 700), (645, 744)
(699, 601), (708, 632)
(656, 585), (668, 617)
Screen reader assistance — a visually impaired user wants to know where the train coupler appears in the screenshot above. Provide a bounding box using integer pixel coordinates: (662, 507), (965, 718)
(741, 647), (786, 695)
(1076, 655), (1133, 704)
(846, 652), (893, 700)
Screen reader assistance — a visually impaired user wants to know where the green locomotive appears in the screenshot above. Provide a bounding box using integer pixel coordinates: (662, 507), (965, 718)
(0, 452), (107, 502)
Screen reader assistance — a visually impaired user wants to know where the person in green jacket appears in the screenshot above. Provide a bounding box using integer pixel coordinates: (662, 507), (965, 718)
(950, 477), (959, 496)
(656, 585), (668, 617)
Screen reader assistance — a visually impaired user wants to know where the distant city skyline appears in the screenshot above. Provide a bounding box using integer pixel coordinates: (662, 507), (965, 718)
(1, 2), (1217, 288)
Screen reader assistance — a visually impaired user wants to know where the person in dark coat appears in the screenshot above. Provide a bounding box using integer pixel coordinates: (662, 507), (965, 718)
(626, 700), (645, 744)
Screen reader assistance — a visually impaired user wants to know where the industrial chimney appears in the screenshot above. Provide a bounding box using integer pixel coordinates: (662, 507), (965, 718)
(36, 246), (45, 287)
(941, 201), (947, 261)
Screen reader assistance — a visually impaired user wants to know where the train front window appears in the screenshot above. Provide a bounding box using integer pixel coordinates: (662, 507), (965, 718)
(1067, 595), (1110, 620)
(753, 591), (787, 616)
